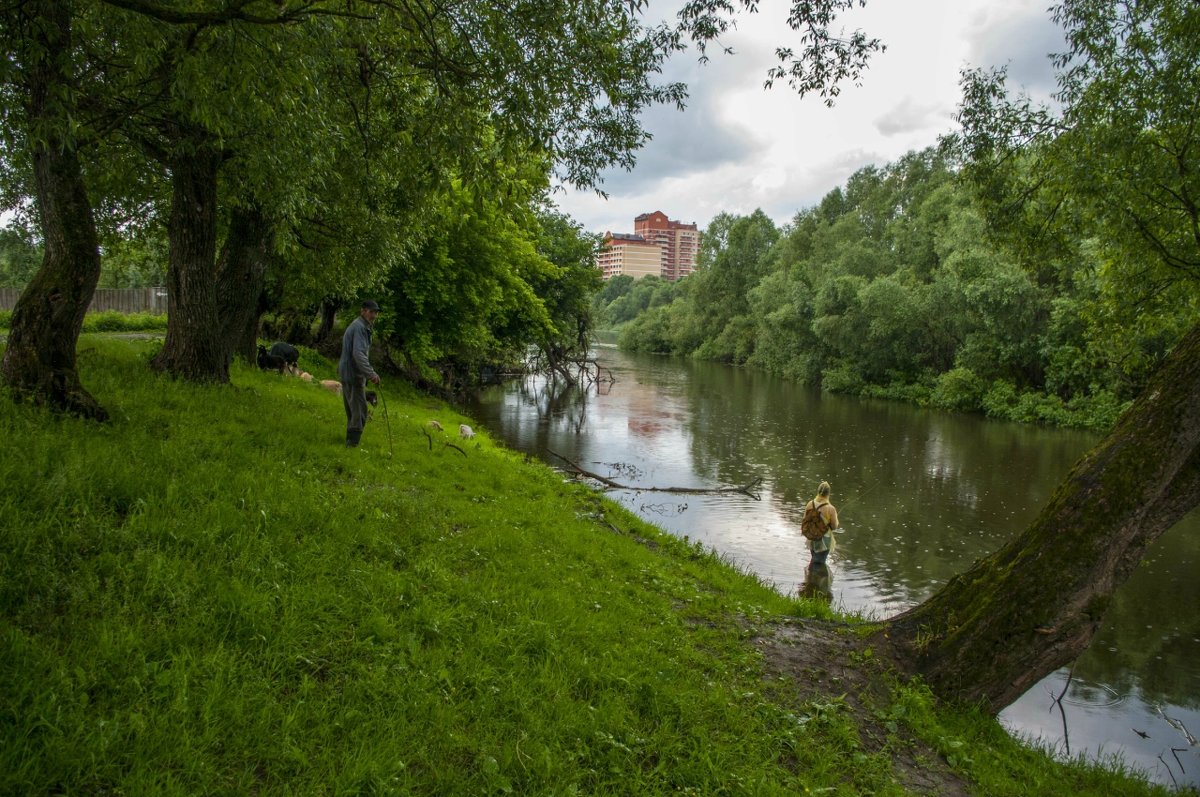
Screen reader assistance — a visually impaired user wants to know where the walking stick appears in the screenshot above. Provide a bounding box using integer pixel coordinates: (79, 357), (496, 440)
(377, 386), (394, 457)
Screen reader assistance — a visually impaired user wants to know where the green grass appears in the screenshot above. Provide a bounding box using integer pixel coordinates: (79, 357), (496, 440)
(0, 309), (167, 332)
(0, 336), (1180, 795)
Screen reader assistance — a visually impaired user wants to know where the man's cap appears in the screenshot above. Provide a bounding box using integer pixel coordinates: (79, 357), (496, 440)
(361, 299), (381, 311)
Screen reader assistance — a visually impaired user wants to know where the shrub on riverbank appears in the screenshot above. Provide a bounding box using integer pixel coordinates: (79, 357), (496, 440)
(0, 337), (1176, 795)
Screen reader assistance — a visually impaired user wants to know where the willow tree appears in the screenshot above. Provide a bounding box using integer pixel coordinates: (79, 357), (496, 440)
(0, 0), (108, 420)
(881, 0), (1200, 712)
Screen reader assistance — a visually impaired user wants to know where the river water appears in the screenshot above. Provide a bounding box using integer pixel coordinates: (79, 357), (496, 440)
(464, 346), (1200, 789)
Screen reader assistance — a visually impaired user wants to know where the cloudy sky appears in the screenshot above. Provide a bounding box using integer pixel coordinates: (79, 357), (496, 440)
(554, 0), (1067, 236)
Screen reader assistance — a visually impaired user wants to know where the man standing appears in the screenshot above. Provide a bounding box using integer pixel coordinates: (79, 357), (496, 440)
(338, 299), (382, 447)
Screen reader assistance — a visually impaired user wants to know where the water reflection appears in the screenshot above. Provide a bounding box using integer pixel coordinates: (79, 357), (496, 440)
(464, 346), (1200, 788)
(799, 563), (833, 605)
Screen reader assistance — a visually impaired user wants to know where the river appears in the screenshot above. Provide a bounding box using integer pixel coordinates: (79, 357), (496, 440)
(464, 345), (1200, 790)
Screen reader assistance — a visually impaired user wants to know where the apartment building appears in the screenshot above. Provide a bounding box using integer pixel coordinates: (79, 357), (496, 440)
(633, 211), (699, 281)
(596, 233), (662, 281)
(597, 211), (699, 281)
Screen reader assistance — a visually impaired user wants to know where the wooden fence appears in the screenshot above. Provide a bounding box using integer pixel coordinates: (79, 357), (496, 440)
(0, 287), (168, 314)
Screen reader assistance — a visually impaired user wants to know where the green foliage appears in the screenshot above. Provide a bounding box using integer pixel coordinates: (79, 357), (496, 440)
(617, 305), (677, 354)
(820, 361), (866, 395)
(687, 210), (780, 363)
(862, 379), (933, 406)
(80, 311), (166, 332)
(953, 0), (1200, 392)
(98, 226), (167, 289)
(529, 208), (602, 354)
(377, 186), (560, 386)
(0, 222), (40, 288)
(594, 275), (681, 329)
(593, 273), (635, 310)
(0, 310), (167, 332)
(931, 367), (987, 412)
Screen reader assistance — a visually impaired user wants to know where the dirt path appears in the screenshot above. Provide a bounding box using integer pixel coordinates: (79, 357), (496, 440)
(755, 617), (973, 796)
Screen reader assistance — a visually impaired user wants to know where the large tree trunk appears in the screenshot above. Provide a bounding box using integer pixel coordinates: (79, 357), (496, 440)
(215, 205), (274, 364)
(0, 0), (107, 422)
(883, 320), (1200, 713)
(152, 145), (227, 382)
(314, 297), (339, 345)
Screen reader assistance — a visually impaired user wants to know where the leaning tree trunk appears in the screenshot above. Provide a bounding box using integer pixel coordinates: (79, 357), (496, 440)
(0, 0), (107, 422)
(215, 204), (274, 364)
(152, 145), (228, 383)
(882, 320), (1200, 713)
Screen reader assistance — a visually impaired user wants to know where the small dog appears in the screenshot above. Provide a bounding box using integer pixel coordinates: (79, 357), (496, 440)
(459, 423), (475, 440)
(256, 345), (285, 373)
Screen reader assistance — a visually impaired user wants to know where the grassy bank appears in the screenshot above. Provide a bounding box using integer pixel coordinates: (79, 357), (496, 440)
(0, 337), (1175, 795)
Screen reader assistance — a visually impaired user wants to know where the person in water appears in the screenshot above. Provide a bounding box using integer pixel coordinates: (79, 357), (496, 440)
(805, 480), (840, 566)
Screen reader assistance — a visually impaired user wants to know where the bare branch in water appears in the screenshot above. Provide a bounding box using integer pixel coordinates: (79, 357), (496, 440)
(546, 450), (761, 500)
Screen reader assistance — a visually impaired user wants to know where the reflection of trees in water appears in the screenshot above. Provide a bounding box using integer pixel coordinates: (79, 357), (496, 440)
(638, 501), (689, 517)
(1073, 553), (1200, 708)
(513, 373), (592, 438)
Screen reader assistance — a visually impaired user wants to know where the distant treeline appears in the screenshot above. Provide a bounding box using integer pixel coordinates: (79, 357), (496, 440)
(592, 148), (1200, 431)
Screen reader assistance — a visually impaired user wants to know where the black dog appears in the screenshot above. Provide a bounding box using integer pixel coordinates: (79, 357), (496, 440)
(269, 341), (300, 367)
(256, 344), (286, 373)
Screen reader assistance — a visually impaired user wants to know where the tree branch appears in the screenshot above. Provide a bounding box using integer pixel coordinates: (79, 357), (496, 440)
(546, 450), (762, 499)
(98, 0), (376, 26)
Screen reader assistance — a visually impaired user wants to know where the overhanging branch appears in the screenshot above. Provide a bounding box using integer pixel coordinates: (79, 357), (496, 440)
(99, 0), (376, 26)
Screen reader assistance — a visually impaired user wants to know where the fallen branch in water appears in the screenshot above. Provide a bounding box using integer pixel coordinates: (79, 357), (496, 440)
(546, 450), (761, 500)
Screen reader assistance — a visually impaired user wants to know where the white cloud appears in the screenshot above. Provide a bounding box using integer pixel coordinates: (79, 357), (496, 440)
(554, 0), (1064, 236)
(963, 2), (1066, 98)
(875, 97), (954, 137)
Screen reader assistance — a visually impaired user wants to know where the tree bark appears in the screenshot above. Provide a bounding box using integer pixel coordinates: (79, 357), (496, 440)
(882, 319), (1200, 713)
(151, 145), (228, 382)
(215, 204), (274, 364)
(314, 297), (339, 345)
(0, 0), (108, 422)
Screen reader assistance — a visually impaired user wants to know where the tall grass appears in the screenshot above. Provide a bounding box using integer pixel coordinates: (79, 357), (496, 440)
(0, 309), (167, 331)
(0, 336), (1178, 795)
